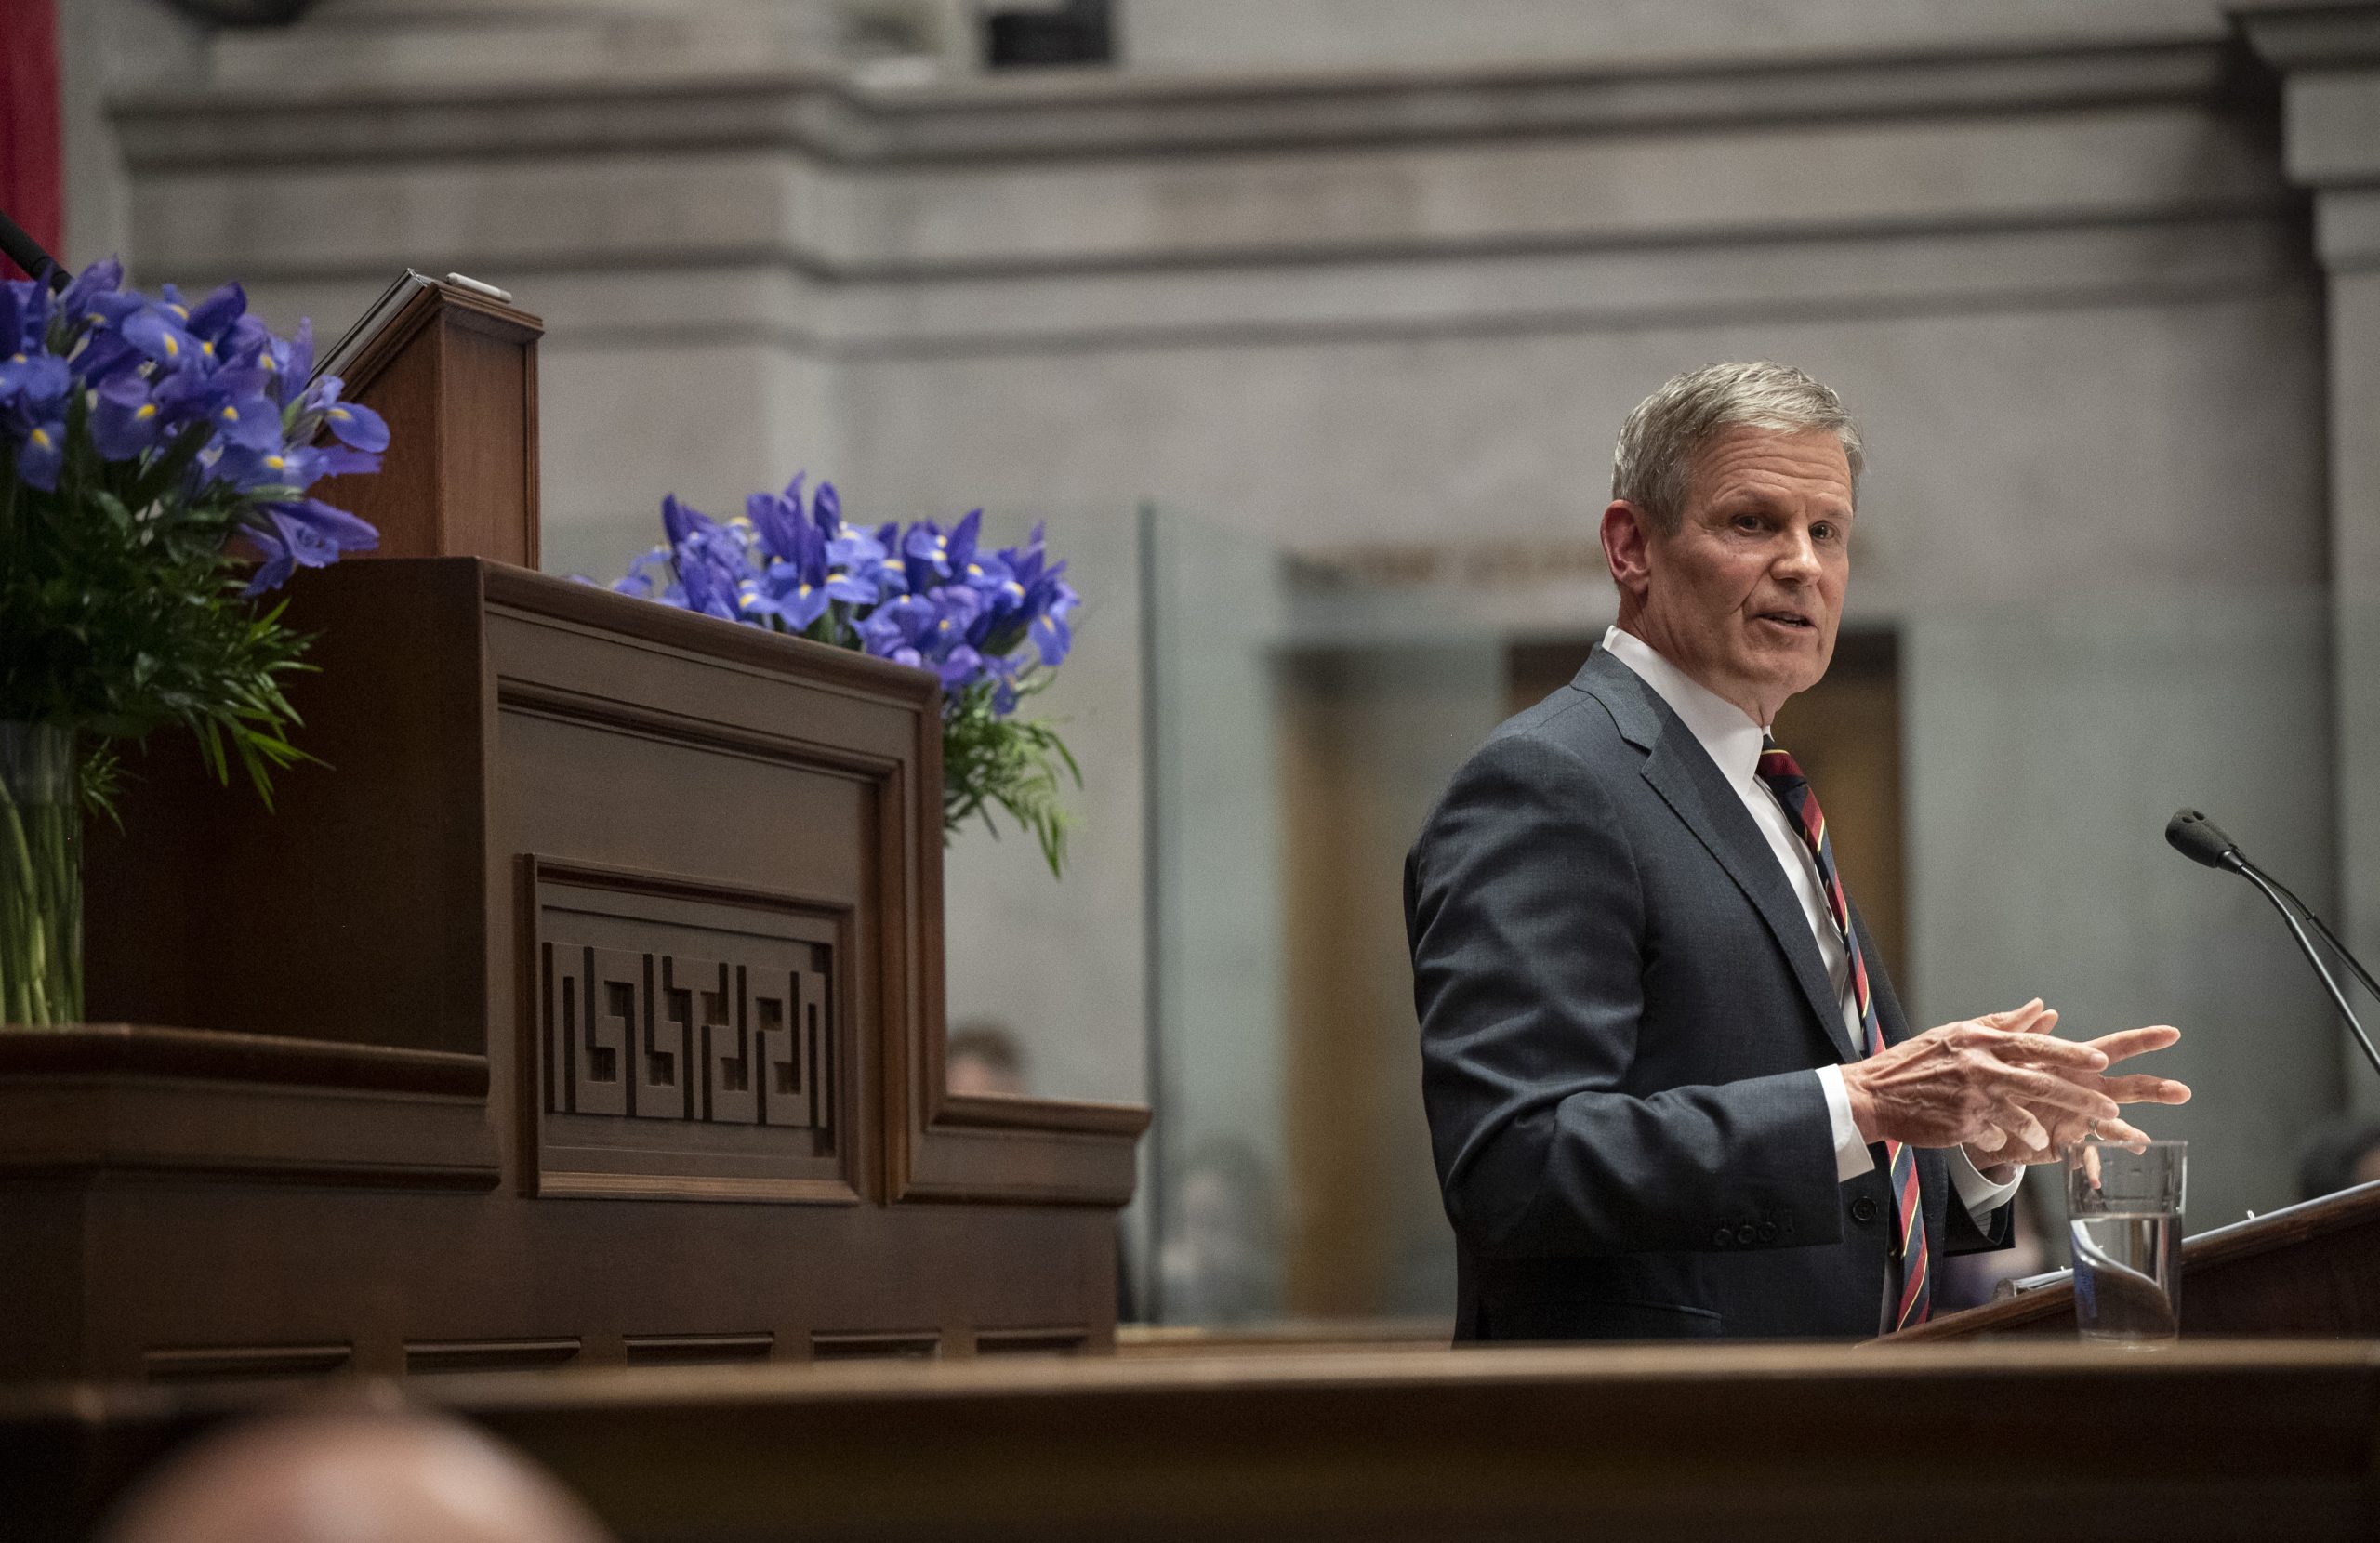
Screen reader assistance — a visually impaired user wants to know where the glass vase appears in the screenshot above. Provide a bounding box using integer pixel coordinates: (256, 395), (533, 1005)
(0, 722), (80, 1027)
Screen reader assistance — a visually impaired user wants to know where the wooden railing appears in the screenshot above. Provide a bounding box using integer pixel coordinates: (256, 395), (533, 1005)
(10, 1339), (2380, 1542)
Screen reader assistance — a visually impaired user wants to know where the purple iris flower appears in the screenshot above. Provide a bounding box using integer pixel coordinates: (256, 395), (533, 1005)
(121, 307), (203, 373)
(754, 567), (835, 632)
(89, 374), (165, 461)
(857, 592), (936, 659)
(610, 481), (1075, 719)
(214, 442), (326, 495)
(150, 361), (267, 438)
(933, 582), (984, 637)
(183, 282), (246, 349)
(217, 313), (271, 375)
(747, 486), (809, 564)
(680, 565), (738, 621)
(0, 349), (69, 413)
(269, 498), (378, 566)
(937, 644), (983, 690)
(1027, 569), (1078, 668)
(983, 651), (1025, 715)
(610, 546), (673, 600)
(672, 525), (745, 622)
(6, 257), (384, 593)
(901, 521), (953, 593)
(258, 318), (315, 408)
(15, 419), (66, 491)
(8, 276), (52, 352)
(240, 500), (376, 595)
(58, 257), (125, 324)
(826, 520), (886, 571)
(1032, 601), (1077, 667)
(945, 509), (991, 583)
(297, 376), (390, 453)
(66, 324), (143, 389)
(320, 398), (389, 453)
(284, 495), (376, 546)
(245, 523), (298, 596)
(661, 494), (715, 548)
(210, 390), (286, 452)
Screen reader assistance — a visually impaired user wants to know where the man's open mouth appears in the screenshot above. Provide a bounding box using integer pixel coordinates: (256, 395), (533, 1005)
(1755, 611), (1816, 631)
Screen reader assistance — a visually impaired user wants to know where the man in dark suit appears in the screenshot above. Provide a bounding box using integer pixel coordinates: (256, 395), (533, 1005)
(1406, 362), (2189, 1339)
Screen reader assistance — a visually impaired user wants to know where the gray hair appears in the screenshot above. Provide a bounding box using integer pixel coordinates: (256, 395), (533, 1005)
(1611, 361), (1865, 534)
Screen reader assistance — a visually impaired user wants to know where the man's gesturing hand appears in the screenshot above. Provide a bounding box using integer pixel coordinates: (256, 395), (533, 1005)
(1957, 1016), (2190, 1180)
(1839, 1000), (2117, 1154)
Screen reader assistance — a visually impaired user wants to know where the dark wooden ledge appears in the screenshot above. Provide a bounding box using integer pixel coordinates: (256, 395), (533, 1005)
(0, 1023), (489, 1099)
(1900, 1179), (2380, 1340)
(932, 1091), (1153, 1138)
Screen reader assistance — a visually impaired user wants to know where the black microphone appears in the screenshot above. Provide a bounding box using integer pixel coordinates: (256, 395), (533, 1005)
(2167, 807), (2380, 1079)
(2165, 809), (2245, 872)
(0, 206), (67, 292)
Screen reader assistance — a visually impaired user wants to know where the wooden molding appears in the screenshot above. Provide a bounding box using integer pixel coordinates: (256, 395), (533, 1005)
(933, 1091), (1152, 1137)
(483, 564), (945, 709)
(0, 1022), (486, 1096)
(0, 1073), (501, 1189)
(883, 682), (1150, 1206)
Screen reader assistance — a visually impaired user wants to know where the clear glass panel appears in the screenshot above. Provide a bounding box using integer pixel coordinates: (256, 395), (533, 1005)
(941, 500), (1149, 1109)
(1143, 502), (1294, 1323)
(1143, 504), (1561, 1327)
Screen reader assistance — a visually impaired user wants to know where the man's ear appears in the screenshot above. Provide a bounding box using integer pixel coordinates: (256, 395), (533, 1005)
(1601, 500), (1656, 599)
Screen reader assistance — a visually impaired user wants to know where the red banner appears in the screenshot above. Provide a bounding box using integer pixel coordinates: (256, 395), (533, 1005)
(1, 0), (62, 280)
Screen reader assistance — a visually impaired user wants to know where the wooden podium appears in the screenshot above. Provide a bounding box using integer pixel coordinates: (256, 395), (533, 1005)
(0, 279), (1146, 1384)
(1904, 1179), (2380, 1340)
(314, 272), (541, 568)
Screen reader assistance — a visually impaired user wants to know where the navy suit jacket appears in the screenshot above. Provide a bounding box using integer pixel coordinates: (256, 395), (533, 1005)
(1406, 647), (2010, 1340)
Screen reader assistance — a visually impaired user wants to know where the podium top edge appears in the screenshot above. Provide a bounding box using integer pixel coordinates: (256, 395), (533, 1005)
(320, 271), (542, 391)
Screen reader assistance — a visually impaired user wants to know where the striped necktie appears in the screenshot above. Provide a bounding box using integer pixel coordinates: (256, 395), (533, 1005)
(1755, 735), (1931, 1330)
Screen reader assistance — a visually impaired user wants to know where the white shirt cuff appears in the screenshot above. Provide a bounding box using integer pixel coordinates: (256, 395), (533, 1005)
(1949, 1144), (2024, 1220)
(1814, 1065), (1876, 1183)
(1816, 1067), (2025, 1217)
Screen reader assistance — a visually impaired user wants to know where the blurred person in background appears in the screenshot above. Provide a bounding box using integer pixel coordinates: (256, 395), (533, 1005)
(2298, 1117), (2380, 1201)
(946, 1020), (1029, 1097)
(100, 1408), (612, 1543)
(1158, 1139), (1283, 1324)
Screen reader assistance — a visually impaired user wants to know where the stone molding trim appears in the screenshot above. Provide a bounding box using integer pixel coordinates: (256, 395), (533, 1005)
(110, 36), (2253, 170)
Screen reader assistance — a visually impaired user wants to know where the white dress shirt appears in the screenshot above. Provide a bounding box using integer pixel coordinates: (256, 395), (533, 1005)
(1600, 626), (2021, 1222)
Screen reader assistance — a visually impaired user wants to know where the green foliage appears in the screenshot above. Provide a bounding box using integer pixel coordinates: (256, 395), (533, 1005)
(941, 674), (1081, 879)
(0, 425), (315, 816)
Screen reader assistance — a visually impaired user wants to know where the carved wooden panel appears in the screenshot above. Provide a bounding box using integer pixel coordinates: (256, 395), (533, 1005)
(523, 857), (860, 1205)
(545, 944), (830, 1131)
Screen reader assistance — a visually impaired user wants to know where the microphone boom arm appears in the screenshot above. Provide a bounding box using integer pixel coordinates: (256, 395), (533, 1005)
(2232, 857), (2380, 1081)
(2254, 864), (2380, 1007)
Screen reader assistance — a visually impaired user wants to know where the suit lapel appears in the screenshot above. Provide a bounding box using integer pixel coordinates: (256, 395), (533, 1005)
(1571, 649), (1859, 1064)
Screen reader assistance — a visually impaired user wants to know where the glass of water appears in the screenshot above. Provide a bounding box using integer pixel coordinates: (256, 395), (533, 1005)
(2066, 1140), (2187, 1345)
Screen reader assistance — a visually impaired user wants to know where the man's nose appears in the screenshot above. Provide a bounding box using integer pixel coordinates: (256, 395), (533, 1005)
(1773, 528), (1821, 581)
